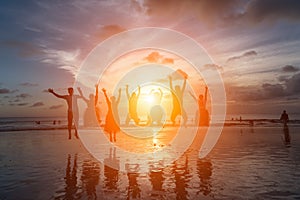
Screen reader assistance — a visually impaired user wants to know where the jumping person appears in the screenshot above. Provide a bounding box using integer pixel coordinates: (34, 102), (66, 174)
(169, 75), (188, 126)
(125, 85), (140, 126)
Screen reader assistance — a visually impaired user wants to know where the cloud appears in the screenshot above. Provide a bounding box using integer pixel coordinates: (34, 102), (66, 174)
(94, 25), (126, 40)
(227, 50), (258, 63)
(16, 93), (32, 99)
(49, 104), (64, 109)
(0, 88), (18, 94)
(1, 40), (44, 57)
(282, 65), (299, 73)
(0, 88), (10, 94)
(18, 103), (29, 106)
(244, 0), (300, 24)
(144, 51), (174, 64)
(19, 82), (38, 87)
(30, 101), (44, 107)
(203, 64), (223, 71)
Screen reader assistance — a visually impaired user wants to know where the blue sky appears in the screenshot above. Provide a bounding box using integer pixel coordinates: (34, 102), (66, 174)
(0, 0), (300, 117)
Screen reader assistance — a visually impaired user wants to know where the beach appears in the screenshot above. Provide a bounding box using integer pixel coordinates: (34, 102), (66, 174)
(0, 126), (300, 199)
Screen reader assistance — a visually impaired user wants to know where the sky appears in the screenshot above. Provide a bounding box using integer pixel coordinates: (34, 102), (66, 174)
(0, 0), (300, 118)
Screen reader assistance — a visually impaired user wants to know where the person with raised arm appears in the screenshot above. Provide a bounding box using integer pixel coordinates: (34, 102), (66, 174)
(102, 88), (121, 142)
(125, 85), (140, 125)
(48, 87), (80, 139)
(189, 86), (210, 126)
(169, 74), (188, 126)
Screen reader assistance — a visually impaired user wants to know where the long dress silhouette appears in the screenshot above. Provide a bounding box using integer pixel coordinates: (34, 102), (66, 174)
(102, 88), (121, 142)
(125, 85), (140, 125)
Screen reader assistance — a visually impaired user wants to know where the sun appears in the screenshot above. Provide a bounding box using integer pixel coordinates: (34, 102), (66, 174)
(145, 94), (154, 103)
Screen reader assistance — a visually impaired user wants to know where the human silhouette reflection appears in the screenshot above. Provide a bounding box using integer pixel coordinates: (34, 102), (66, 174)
(169, 74), (188, 126)
(102, 88), (121, 142)
(125, 85), (140, 125)
(63, 154), (79, 199)
(196, 158), (212, 196)
(283, 124), (291, 147)
(125, 164), (141, 199)
(104, 147), (119, 191)
(78, 87), (98, 127)
(81, 159), (101, 199)
(189, 86), (210, 126)
(48, 88), (81, 139)
(149, 161), (165, 198)
(172, 154), (190, 200)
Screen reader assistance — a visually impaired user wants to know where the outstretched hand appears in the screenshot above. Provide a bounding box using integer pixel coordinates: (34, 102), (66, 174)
(48, 88), (54, 93)
(102, 88), (106, 93)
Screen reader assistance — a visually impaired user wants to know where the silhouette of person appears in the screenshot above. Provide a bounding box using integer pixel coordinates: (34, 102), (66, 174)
(125, 85), (140, 126)
(48, 87), (80, 139)
(102, 88), (121, 142)
(280, 110), (289, 126)
(77, 87), (98, 127)
(168, 75), (188, 126)
(189, 86), (210, 126)
(148, 88), (164, 125)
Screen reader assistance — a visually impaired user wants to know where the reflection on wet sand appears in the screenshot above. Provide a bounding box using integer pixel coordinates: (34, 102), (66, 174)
(283, 124), (291, 147)
(81, 159), (100, 199)
(104, 147), (120, 192)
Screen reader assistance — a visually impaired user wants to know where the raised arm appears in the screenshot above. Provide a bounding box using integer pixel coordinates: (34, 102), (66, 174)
(102, 88), (109, 104)
(137, 85), (141, 98)
(188, 91), (197, 102)
(168, 76), (173, 91)
(126, 85), (130, 100)
(181, 78), (187, 93)
(48, 88), (65, 99)
(77, 87), (88, 103)
(95, 84), (99, 107)
(116, 88), (121, 104)
(204, 86), (208, 106)
(158, 88), (163, 101)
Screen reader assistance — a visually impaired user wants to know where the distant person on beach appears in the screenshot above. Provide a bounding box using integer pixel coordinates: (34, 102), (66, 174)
(189, 86), (210, 126)
(169, 74), (188, 126)
(48, 87), (80, 139)
(125, 85), (140, 126)
(94, 84), (102, 125)
(102, 88), (121, 142)
(280, 110), (289, 125)
(77, 87), (98, 127)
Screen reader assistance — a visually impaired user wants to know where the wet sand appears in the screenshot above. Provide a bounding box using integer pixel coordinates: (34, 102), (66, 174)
(0, 126), (300, 199)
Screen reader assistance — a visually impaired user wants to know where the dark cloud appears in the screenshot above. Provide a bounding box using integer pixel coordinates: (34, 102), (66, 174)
(227, 50), (258, 63)
(16, 93), (31, 99)
(18, 103), (29, 106)
(285, 72), (300, 94)
(19, 82), (38, 87)
(282, 65), (299, 73)
(0, 88), (10, 94)
(1, 40), (44, 57)
(244, 0), (300, 24)
(49, 104), (64, 109)
(30, 101), (44, 107)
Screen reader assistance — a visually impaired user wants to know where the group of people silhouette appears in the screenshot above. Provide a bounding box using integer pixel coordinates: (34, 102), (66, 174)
(48, 71), (210, 140)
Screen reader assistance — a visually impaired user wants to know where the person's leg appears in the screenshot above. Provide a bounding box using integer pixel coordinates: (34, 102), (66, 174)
(171, 109), (177, 125)
(109, 132), (113, 142)
(74, 112), (79, 139)
(68, 111), (72, 139)
(113, 132), (116, 142)
(182, 109), (188, 127)
(125, 114), (130, 126)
